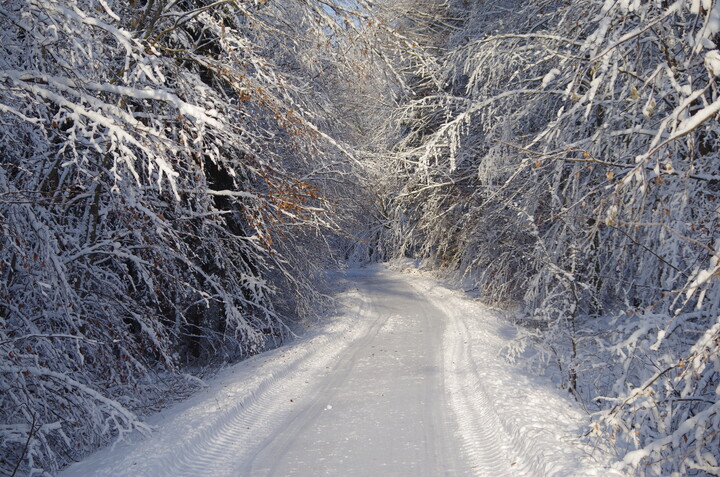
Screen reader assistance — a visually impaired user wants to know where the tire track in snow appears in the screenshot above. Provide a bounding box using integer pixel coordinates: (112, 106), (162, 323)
(240, 298), (389, 476)
(163, 292), (379, 477)
(444, 304), (534, 476)
(243, 270), (471, 476)
(60, 289), (378, 477)
(405, 270), (620, 477)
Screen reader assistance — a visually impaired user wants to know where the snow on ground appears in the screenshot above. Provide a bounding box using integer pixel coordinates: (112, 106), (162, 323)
(60, 265), (619, 477)
(397, 266), (621, 476)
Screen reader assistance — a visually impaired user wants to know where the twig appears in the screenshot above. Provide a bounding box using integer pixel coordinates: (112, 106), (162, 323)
(11, 412), (36, 477)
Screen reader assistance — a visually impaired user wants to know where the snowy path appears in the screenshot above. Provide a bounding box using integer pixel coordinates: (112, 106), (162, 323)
(245, 270), (461, 476)
(61, 266), (617, 477)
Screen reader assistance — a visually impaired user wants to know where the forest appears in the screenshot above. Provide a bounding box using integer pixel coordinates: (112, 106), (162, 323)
(1, 0), (719, 475)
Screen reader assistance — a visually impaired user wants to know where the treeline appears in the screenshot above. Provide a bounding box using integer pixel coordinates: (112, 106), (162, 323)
(371, 0), (720, 474)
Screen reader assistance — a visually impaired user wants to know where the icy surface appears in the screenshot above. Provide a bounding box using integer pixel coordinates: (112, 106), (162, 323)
(61, 266), (618, 476)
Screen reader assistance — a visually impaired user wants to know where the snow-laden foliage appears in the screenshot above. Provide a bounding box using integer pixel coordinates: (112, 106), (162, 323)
(0, 0), (387, 473)
(376, 0), (720, 474)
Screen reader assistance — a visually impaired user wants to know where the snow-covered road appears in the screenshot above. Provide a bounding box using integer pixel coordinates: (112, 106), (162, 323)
(61, 266), (617, 477)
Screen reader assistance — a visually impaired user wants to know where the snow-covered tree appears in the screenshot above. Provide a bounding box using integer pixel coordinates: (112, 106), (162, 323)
(0, 0), (390, 473)
(375, 0), (720, 474)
